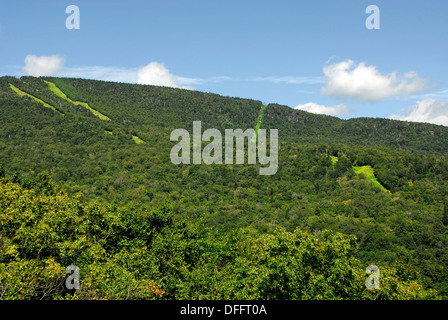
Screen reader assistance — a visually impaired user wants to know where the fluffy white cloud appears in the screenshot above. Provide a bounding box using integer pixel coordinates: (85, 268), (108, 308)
(295, 102), (352, 116)
(321, 60), (430, 102)
(389, 99), (448, 126)
(22, 55), (64, 77)
(137, 62), (186, 88)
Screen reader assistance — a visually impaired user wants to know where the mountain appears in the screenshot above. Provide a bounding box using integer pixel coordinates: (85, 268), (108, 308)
(4, 76), (448, 156)
(1, 75), (448, 299)
(264, 103), (448, 155)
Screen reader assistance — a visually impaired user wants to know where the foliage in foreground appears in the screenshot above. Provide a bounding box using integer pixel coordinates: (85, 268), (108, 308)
(0, 176), (438, 300)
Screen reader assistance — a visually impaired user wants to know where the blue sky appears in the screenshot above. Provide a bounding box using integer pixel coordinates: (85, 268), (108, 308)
(1, 0), (448, 125)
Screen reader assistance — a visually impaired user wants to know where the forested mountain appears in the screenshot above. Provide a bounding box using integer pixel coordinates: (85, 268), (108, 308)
(264, 103), (448, 155)
(1, 76), (448, 299)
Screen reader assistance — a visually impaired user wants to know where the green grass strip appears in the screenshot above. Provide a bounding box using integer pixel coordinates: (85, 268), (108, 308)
(353, 165), (390, 193)
(252, 104), (268, 142)
(45, 80), (111, 121)
(132, 135), (145, 144)
(9, 83), (62, 115)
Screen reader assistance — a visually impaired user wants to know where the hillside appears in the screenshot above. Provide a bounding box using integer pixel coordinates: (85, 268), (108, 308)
(4, 76), (448, 156)
(1, 76), (448, 299)
(263, 103), (448, 156)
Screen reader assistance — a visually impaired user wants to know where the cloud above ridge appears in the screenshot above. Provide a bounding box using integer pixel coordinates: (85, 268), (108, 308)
(22, 54), (65, 77)
(389, 99), (448, 127)
(295, 102), (352, 116)
(137, 62), (179, 87)
(321, 60), (431, 102)
(136, 62), (196, 89)
(20, 55), (199, 89)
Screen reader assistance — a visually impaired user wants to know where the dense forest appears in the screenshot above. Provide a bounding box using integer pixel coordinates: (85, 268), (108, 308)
(1, 76), (447, 299)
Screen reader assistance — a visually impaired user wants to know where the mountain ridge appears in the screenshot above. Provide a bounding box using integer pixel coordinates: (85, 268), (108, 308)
(3, 75), (448, 157)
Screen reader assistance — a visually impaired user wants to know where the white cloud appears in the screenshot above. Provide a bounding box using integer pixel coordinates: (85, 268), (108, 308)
(389, 99), (448, 126)
(22, 55), (65, 77)
(295, 102), (352, 116)
(321, 60), (430, 102)
(136, 62), (194, 89)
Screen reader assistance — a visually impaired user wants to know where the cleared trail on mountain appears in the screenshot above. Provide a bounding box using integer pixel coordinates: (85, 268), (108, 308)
(9, 83), (63, 115)
(44, 80), (111, 121)
(252, 104), (267, 142)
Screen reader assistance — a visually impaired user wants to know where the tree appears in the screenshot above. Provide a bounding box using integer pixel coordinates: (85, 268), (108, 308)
(443, 202), (448, 226)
